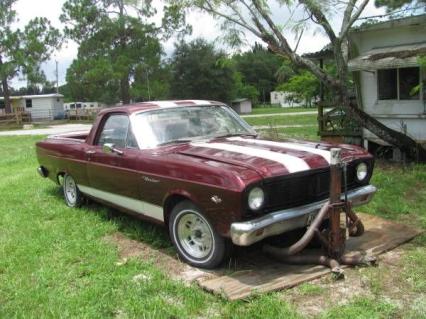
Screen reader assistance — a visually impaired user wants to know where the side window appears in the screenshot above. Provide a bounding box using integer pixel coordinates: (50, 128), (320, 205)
(97, 114), (130, 148)
(126, 128), (139, 148)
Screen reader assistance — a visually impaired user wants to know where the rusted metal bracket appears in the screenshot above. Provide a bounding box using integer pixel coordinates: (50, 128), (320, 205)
(263, 148), (376, 279)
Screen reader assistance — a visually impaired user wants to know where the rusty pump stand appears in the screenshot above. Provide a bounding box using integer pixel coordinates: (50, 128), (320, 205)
(263, 148), (376, 278)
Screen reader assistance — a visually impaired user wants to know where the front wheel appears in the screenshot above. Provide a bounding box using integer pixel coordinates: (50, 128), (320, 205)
(63, 174), (83, 207)
(169, 201), (228, 269)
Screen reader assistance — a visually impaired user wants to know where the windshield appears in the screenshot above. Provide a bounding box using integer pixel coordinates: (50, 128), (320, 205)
(132, 105), (256, 148)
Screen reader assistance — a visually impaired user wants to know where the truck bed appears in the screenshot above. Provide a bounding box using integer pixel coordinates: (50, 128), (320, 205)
(47, 131), (90, 142)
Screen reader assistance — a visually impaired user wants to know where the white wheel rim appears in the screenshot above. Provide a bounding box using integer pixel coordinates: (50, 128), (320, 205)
(65, 176), (77, 205)
(176, 211), (214, 259)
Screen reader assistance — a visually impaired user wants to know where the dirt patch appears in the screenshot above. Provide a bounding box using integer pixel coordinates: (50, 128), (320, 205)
(104, 213), (422, 306)
(285, 247), (420, 318)
(103, 232), (216, 282)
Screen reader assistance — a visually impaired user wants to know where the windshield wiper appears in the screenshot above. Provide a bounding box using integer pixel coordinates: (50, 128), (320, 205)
(215, 132), (258, 138)
(157, 139), (192, 146)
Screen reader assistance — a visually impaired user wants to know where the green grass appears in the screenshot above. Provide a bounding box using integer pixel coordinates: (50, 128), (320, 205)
(259, 126), (320, 141)
(250, 106), (313, 115)
(320, 296), (398, 319)
(244, 113), (317, 127)
(0, 135), (425, 318)
(296, 283), (325, 296)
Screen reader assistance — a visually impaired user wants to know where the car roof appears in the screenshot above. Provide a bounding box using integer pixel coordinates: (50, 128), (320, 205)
(98, 100), (226, 116)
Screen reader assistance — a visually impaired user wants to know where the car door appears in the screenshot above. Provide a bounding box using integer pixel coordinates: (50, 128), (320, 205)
(83, 113), (142, 209)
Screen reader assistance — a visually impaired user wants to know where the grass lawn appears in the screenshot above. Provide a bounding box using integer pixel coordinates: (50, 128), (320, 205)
(244, 113), (318, 127)
(259, 126), (320, 141)
(0, 135), (425, 318)
(250, 106), (314, 115)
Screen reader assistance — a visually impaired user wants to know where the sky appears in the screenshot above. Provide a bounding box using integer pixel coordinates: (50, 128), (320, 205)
(10, 0), (386, 88)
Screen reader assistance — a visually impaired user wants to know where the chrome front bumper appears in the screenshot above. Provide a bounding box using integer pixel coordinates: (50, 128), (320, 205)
(230, 185), (377, 246)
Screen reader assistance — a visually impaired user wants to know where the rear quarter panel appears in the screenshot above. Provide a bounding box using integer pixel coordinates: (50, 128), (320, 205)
(36, 138), (89, 185)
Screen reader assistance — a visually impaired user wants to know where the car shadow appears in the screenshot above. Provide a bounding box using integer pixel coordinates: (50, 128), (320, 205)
(46, 185), (416, 279)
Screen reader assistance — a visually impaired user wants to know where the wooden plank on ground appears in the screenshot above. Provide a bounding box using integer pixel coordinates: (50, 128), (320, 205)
(197, 213), (422, 300)
(104, 213), (422, 301)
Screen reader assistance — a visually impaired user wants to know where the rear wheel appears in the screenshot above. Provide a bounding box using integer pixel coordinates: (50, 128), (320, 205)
(169, 200), (228, 269)
(63, 174), (83, 207)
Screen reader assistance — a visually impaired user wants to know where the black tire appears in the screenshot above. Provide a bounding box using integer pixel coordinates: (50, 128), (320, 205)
(169, 200), (228, 269)
(63, 174), (83, 208)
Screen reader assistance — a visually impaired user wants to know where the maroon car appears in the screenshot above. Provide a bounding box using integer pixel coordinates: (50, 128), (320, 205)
(36, 100), (376, 268)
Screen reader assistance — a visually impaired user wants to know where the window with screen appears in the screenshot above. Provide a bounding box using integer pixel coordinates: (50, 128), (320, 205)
(26, 99), (32, 108)
(378, 69), (397, 100)
(399, 67), (420, 100)
(378, 67), (420, 100)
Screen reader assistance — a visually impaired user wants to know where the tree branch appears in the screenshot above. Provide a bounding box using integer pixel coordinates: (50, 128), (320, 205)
(341, 0), (357, 35)
(200, 1), (263, 38)
(340, 0), (369, 39)
(251, 0), (293, 52)
(299, 0), (337, 43)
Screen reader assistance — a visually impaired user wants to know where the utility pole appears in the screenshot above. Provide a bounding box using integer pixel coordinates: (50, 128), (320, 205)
(55, 60), (59, 93)
(146, 70), (151, 101)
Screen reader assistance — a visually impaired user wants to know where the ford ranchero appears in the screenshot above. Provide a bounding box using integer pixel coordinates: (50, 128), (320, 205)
(36, 100), (376, 268)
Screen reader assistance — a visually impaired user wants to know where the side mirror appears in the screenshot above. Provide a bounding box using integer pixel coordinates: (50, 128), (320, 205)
(103, 143), (123, 155)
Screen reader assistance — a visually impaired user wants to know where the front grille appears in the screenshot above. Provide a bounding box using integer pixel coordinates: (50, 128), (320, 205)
(262, 162), (366, 213)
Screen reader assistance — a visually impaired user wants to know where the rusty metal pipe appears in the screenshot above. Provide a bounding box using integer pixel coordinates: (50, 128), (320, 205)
(263, 201), (330, 257)
(273, 253), (339, 268)
(341, 253), (377, 266)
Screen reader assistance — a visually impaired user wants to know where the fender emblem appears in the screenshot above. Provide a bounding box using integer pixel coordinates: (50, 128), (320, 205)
(142, 176), (160, 183)
(211, 195), (222, 204)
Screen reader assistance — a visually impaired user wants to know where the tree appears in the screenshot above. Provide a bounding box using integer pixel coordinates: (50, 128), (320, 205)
(169, 0), (426, 160)
(234, 71), (260, 103)
(232, 43), (283, 103)
(66, 57), (120, 104)
(61, 0), (187, 104)
(169, 39), (236, 103)
(0, 0), (61, 113)
(131, 63), (172, 101)
(277, 70), (320, 107)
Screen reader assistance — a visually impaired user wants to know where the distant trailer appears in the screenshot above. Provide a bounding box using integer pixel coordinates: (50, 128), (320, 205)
(64, 101), (100, 110)
(0, 93), (64, 120)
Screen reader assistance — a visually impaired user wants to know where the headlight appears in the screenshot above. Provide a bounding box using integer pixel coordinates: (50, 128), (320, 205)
(356, 162), (368, 181)
(248, 187), (265, 211)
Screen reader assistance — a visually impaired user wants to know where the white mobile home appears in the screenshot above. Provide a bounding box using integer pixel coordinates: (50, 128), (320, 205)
(349, 15), (426, 150)
(270, 91), (304, 108)
(0, 93), (65, 120)
(64, 101), (100, 110)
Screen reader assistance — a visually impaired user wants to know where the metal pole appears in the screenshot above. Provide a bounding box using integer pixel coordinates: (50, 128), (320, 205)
(328, 148), (345, 259)
(55, 60), (59, 94)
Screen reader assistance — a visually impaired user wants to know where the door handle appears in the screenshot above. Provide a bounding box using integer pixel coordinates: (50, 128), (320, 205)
(85, 150), (96, 155)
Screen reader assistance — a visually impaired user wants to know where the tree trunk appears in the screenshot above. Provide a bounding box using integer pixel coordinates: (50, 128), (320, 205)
(0, 56), (12, 113)
(120, 75), (130, 105)
(332, 43), (426, 161)
(344, 98), (426, 161)
(1, 78), (11, 113)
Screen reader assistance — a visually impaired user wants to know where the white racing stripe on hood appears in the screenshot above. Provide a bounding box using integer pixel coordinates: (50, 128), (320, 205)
(228, 137), (331, 164)
(191, 142), (310, 173)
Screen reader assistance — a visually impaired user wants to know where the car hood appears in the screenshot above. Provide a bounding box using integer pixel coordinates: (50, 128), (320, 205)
(176, 136), (371, 178)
